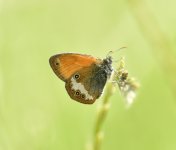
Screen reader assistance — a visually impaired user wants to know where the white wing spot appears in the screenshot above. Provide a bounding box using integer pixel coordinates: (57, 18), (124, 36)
(70, 77), (93, 100)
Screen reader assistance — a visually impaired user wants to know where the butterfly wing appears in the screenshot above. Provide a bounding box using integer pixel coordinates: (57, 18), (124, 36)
(49, 53), (99, 81)
(65, 63), (109, 104)
(49, 53), (112, 104)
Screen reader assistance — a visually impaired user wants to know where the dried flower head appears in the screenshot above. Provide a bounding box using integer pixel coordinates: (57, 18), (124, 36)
(114, 57), (140, 107)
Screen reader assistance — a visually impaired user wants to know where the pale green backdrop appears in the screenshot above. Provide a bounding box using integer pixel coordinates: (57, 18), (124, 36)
(0, 0), (176, 150)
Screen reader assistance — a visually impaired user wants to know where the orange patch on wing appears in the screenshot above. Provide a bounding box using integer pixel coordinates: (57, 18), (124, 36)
(50, 53), (99, 81)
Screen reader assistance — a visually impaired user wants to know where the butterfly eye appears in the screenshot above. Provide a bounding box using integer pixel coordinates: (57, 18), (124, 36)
(74, 74), (80, 79)
(75, 91), (80, 95)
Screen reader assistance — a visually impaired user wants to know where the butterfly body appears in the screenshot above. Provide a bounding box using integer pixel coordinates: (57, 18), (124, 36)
(49, 53), (113, 104)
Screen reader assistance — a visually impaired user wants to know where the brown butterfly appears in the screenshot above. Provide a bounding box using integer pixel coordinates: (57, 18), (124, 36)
(49, 53), (113, 104)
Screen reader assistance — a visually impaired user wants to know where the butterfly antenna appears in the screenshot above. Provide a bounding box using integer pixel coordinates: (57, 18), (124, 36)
(106, 46), (127, 58)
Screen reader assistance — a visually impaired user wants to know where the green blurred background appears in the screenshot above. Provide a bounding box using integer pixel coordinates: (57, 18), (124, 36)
(1, 0), (176, 150)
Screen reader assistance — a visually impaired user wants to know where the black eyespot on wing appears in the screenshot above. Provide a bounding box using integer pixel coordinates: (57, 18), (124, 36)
(55, 62), (59, 65)
(74, 74), (80, 80)
(75, 91), (80, 95)
(81, 94), (85, 99)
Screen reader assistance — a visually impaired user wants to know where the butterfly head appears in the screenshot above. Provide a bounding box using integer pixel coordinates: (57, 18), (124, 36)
(103, 55), (112, 65)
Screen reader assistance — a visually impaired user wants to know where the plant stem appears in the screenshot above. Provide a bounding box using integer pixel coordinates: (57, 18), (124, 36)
(92, 80), (115, 150)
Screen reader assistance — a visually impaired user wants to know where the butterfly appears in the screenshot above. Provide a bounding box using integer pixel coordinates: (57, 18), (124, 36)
(49, 53), (113, 104)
